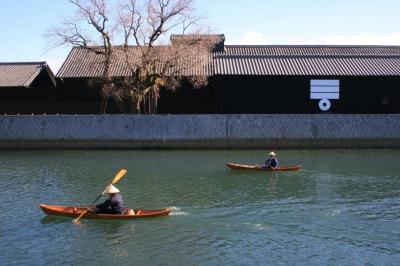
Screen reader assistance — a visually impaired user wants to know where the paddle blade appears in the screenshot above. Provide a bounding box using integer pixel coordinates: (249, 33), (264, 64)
(99, 169), (128, 198)
(73, 209), (89, 223)
(111, 169), (127, 185)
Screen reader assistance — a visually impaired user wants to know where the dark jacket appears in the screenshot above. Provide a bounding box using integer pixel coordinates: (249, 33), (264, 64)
(264, 157), (278, 168)
(94, 193), (125, 214)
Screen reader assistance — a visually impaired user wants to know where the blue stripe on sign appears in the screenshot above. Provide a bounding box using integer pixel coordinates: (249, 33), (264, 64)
(310, 86), (339, 93)
(310, 80), (340, 86)
(310, 92), (339, 99)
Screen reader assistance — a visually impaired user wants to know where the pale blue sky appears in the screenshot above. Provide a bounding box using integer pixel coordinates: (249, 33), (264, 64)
(1, 0), (400, 73)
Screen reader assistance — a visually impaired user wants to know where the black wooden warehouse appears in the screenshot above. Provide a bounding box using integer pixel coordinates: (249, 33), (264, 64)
(2, 35), (400, 114)
(0, 62), (56, 114)
(212, 45), (400, 114)
(56, 35), (400, 114)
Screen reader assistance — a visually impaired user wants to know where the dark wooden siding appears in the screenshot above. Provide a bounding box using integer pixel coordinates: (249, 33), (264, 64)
(158, 78), (217, 114)
(215, 75), (400, 114)
(2, 75), (399, 114)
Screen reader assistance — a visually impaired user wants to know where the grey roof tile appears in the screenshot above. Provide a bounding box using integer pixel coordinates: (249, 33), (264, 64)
(57, 44), (400, 78)
(0, 62), (54, 87)
(57, 46), (213, 78)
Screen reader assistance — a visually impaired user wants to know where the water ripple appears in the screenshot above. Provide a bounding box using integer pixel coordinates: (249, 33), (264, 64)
(1, 150), (400, 265)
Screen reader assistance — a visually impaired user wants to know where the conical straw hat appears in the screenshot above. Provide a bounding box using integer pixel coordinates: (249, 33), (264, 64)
(105, 185), (120, 193)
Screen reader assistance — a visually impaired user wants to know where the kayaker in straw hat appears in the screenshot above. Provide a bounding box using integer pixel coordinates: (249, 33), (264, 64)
(90, 185), (128, 214)
(263, 151), (279, 169)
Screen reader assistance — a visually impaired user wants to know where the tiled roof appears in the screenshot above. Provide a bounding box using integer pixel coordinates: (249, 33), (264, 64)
(222, 45), (400, 56)
(214, 54), (400, 76)
(215, 45), (400, 76)
(57, 46), (213, 78)
(171, 34), (225, 52)
(0, 62), (55, 87)
(170, 34), (225, 45)
(57, 44), (400, 78)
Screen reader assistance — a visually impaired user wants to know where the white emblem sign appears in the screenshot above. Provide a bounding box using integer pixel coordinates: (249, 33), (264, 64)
(310, 80), (340, 111)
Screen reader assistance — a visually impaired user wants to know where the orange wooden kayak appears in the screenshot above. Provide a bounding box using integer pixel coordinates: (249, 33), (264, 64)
(226, 162), (301, 171)
(39, 204), (171, 219)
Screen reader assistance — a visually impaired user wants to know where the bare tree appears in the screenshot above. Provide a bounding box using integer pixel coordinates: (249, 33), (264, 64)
(49, 0), (214, 114)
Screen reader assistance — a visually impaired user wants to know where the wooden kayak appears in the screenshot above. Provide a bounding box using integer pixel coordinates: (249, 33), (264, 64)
(39, 204), (171, 219)
(226, 162), (301, 171)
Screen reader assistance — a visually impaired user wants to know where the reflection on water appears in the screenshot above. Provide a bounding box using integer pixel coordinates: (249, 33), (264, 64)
(40, 215), (72, 225)
(0, 149), (400, 265)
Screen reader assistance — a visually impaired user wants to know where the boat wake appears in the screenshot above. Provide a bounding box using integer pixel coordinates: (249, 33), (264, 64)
(169, 206), (189, 216)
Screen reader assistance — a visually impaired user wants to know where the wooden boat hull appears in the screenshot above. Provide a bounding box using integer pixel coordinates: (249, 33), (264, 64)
(39, 204), (171, 219)
(226, 162), (301, 171)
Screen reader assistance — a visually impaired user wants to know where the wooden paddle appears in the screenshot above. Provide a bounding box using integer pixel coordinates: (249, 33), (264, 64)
(73, 169), (127, 223)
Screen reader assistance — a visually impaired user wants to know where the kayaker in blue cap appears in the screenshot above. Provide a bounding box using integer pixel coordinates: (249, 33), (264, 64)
(263, 151), (279, 169)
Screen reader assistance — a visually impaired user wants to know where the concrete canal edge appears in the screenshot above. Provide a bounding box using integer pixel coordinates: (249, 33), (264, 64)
(0, 114), (399, 149)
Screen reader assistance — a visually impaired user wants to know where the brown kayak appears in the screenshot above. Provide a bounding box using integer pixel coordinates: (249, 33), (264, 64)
(39, 204), (171, 219)
(226, 162), (302, 171)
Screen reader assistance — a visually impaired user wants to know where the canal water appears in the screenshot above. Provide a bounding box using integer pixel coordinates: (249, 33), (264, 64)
(0, 149), (399, 265)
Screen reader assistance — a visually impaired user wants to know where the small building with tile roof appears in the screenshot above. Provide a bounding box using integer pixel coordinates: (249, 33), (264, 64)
(0, 62), (57, 114)
(56, 35), (400, 114)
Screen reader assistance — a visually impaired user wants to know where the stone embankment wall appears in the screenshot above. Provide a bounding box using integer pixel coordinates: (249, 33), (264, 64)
(0, 114), (398, 149)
